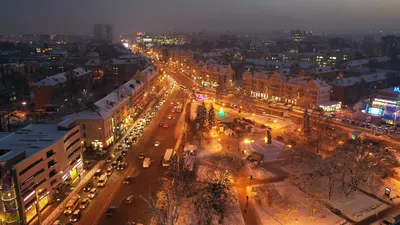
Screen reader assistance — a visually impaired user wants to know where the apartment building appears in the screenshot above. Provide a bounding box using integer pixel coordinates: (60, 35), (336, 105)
(0, 122), (82, 224)
(168, 48), (194, 65)
(64, 78), (145, 149)
(133, 65), (159, 91)
(193, 62), (235, 88)
(242, 70), (331, 109)
(33, 68), (92, 110)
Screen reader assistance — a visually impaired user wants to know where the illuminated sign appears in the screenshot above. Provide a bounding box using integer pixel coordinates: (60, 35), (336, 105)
(368, 107), (383, 115)
(394, 87), (400, 92)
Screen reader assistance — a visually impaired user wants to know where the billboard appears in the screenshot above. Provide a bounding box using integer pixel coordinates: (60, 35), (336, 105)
(367, 107), (383, 115)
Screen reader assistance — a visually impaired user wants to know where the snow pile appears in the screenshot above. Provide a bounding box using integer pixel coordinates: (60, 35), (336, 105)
(190, 102), (199, 121)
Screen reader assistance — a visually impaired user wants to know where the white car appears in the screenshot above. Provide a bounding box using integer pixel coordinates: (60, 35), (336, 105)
(143, 158), (151, 168)
(168, 115), (172, 120)
(154, 141), (160, 147)
(88, 188), (98, 199)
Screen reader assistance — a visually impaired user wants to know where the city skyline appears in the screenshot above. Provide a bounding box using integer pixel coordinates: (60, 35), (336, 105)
(1, 0), (400, 35)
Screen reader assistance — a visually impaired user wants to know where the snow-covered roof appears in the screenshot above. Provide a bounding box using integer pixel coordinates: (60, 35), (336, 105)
(34, 68), (91, 86)
(119, 53), (142, 59)
(85, 59), (102, 66)
(86, 52), (99, 57)
(330, 72), (387, 87)
(47, 50), (67, 55)
(312, 67), (338, 74)
(94, 92), (129, 113)
(245, 59), (313, 69)
(110, 58), (138, 65)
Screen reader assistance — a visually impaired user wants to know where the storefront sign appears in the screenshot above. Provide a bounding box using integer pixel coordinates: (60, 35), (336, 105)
(394, 87), (400, 93)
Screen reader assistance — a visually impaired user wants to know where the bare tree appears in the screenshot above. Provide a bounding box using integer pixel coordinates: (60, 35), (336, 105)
(194, 170), (235, 225)
(142, 156), (194, 225)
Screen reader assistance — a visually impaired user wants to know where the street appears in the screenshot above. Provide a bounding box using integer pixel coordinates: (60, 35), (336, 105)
(54, 85), (186, 225)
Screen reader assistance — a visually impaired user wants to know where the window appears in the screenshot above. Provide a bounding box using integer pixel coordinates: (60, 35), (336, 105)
(46, 150), (55, 158)
(19, 158), (44, 176)
(83, 132), (86, 138)
(49, 169), (57, 178)
(64, 129), (80, 143)
(82, 124), (86, 130)
(66, 138), (80, 152)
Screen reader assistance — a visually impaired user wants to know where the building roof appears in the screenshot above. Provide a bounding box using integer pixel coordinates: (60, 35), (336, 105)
(0, 124), (71, 162)
(34, 68), (91, 86)
(245, 59), (313, 69)
(330, 72), (387, 87)
(94, 92), (129, 113)
(85, 59), (102, 66)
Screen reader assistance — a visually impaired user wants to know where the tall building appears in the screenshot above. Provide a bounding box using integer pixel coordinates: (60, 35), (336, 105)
(291, 30), (308, 42)
(0, 122), (82, 224)
(93, 24), (114, 42)
(381, 35), (400, 57)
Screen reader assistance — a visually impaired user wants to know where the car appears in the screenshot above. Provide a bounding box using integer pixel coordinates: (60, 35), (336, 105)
(143, 158), (151, 168)
(138, 153), (145, 160)
(70, 210), (82, 223)
(170, 101), (174, 105)
(111, 161), (118, 168)
(106, 156), (113, 163)
(126, 222), (144, 225)
(132, 138), (137, 144)
(163, 123), (169, 128)
(118, 162), (127, 170)
(121, 150), (128, 156)
(88, 188), (98, 199)
(154, 141), (161, 147)
(123, 176), (134, 184)
(116, 145), (123, 151)
(124, 195), (135, 204)
(135, 133), (140, 138)
(84, 182), (93, 192)
(106, 167), (113, 176)
(116, 155), (124, 163)
(105, 206), (116, 216)
(93, 169), (102, 179)
(146, 120), (150, 125)
(168, 115), (172, 119)
(129, 131), (134, 135)
(158, 122), (163, 127)
(124, 138), (130, 144)
(52, 220), (63, 225)
(79, 198), (90, 209)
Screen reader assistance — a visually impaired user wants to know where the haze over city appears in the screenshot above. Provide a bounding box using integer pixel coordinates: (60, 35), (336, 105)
(1, 0), (400, 35)
(3, 1), (400, 225)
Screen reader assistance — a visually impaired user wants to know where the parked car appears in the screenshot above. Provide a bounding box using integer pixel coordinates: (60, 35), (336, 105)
(84, 183), (93, 192)
(139, 153), (145, 160)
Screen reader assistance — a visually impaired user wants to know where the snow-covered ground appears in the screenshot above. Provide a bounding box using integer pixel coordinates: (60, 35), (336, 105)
(190, 101), (199, 121)
(242, 163), (276, 180)
(219, 106), (293, 130)
(330, 191), (389, 222)
(248, 182), (346, 225)
(240, 138), (284, 162)
(176, 189), (245, 225)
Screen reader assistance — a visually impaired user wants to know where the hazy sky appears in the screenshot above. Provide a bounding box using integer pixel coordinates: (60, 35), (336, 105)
(1, 0), (399, 35)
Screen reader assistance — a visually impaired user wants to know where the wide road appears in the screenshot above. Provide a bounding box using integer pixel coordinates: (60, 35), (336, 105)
(97, 90), (186, 225)
(55, 87), (186, 225)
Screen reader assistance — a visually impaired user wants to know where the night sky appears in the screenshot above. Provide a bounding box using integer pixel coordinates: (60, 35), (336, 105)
(1, 0), (399, 35)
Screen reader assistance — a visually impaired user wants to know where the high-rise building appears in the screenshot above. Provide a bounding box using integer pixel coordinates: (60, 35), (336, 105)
(291, 30), (308, 42)
(380, 35), (400, 57)
(93, 24), (114, 42)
